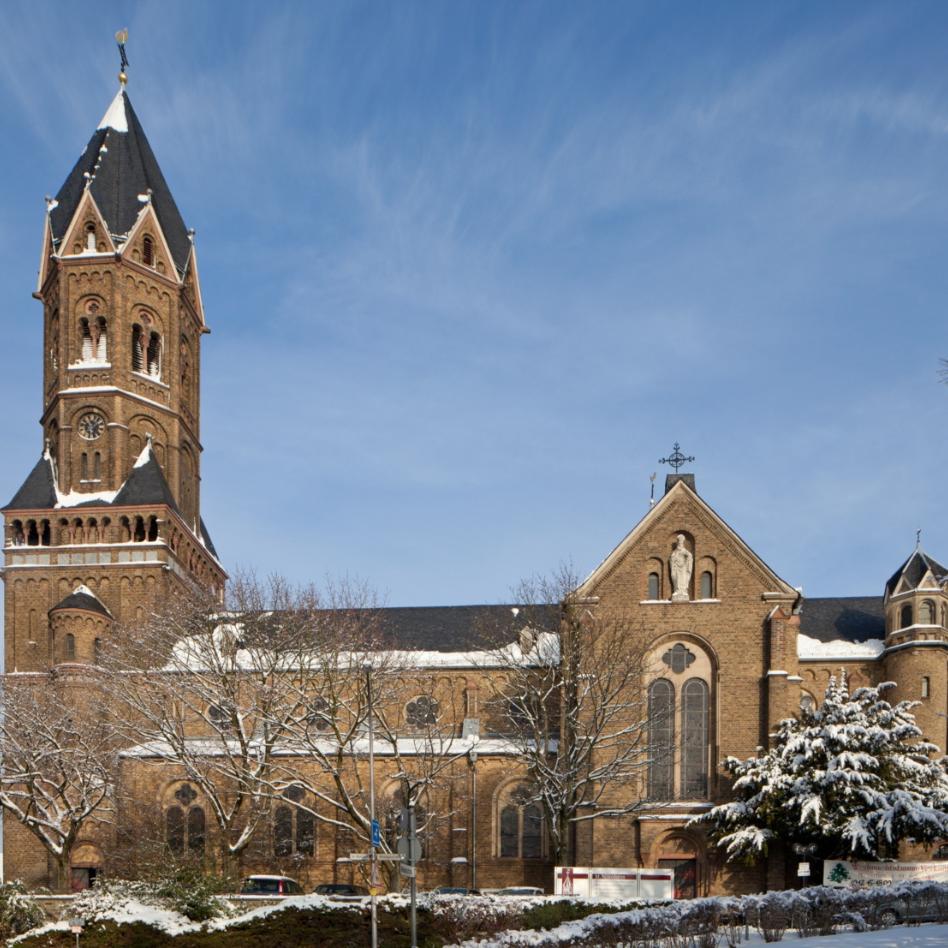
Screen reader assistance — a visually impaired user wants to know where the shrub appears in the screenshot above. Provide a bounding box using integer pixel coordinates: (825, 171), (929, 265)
(153, 865), (233, 922)
(0, 881), (45, 938)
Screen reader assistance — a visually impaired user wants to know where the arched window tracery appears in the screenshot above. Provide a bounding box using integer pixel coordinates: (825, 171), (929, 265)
(166, 783), (205, 855)
(680, 678), (709, 798)
(647, 679), (675, 800)
(273, 785), (315, 858)
(497, 784), (543, 859)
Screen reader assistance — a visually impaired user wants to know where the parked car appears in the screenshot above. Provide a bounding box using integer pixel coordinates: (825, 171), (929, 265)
(313, 882), (369, 900)
(240, 875), (304, 896)
(430, 886), (480, 896)
(871, 893), (947, 927)
(496, 886), (544, 897)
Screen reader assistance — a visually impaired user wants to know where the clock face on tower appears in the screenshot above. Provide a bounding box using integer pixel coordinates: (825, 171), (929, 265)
(77, 412), (105, 441)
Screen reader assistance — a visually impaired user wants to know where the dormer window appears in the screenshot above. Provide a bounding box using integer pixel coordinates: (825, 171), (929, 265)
(143, 235), (154, 266)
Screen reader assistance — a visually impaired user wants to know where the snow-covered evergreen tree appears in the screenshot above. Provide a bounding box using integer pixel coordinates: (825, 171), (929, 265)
(692, 674), (948, 861)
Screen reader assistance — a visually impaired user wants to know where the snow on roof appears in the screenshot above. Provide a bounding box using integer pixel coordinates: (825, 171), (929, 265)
(167, 626), (560, 672)
(133, 438), (153, 469)
(798, 633), (885, 661)
(120, 736), (519, 759)
(97, 89), (128, 133)
(73, 583), (98, 599)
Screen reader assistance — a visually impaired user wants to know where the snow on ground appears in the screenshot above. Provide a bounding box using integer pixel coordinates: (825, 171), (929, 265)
(452, 923), (948, 947)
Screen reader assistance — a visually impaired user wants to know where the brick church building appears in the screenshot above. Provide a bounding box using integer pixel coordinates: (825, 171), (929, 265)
(2, 80), (947, 897)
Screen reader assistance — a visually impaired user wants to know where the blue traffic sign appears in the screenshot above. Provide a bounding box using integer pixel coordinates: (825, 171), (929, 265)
(371, 819), (380, 848)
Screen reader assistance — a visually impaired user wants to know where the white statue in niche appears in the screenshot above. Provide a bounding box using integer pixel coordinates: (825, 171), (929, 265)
(669, 534), (693, 602)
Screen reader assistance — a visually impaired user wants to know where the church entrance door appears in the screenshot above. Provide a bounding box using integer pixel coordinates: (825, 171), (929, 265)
(658, 858), (697, 899)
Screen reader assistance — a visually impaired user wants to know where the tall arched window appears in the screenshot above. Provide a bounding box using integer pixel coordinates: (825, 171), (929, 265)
(166, 784), (205, 855)
(85, 222), (96, 252)
(274, 786), (314, 858)
(680, 679), (709, 798)
(900, 603), (914, 629)
(647, 679), (675, 800)
(647, 572), (661, 600)
(920, 600), (935, 625)
(384, 787), (427, 859)
(497, 785), (543, 859)
(64, 633), (76, 661)
(143, 235), (154, 266)
(700, 571), (714, 599)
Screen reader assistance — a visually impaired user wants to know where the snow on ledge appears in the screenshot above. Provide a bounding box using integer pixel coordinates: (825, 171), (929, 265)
(798, 633), (884, 660)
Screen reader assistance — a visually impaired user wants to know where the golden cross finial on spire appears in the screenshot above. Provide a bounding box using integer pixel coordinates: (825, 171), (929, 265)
(115, 29), (129, 86)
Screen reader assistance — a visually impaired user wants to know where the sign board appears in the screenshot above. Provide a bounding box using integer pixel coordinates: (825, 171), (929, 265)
(554, 866), (674, 902)
(824, 860), (948, 887)
(400, 863), (416, 878)
(371, 819), (381, 848)
(797, 862), (811, 878)
(398, 836), (423, 864)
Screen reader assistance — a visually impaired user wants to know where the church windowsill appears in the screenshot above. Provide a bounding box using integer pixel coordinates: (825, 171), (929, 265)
(639, 599), (720, 605)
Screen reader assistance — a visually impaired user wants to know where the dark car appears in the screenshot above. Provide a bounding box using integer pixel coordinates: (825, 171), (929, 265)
(240, 875), (304, 896)
(430, 886), (481, 896)
(871, 893), (947, 927)
(314, 883), (369, 900)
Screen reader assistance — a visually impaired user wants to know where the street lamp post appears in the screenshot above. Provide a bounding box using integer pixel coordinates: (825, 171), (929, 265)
(365, 662), (378, 948)
(468, 736), (479, 892)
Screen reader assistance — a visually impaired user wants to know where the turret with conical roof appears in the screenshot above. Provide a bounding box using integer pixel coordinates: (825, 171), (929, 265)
(2, 76), (225, 673)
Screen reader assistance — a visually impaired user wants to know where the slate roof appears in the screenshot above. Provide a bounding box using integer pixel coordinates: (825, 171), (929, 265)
(884, 549), (948, 599)
(50, 587), (112, 619)
(199, 518), (219, 559)
(799, 596), (885, 643)
(112, 452), (178, 510)
(373, 603), (559, 652)
(5, 455), (57, 510)
(49, 89), (191, 273)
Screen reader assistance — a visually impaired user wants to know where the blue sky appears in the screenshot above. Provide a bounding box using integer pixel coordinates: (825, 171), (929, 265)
(1, 1), (946, 605)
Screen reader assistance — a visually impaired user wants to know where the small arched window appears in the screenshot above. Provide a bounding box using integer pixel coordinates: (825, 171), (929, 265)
(131, 324), (144, 372)
(147, 332), (162, 377)
(900, 603), (914, 629)
(79, 318), (93, 361)
(81, 453), (89, 481)
(922, 676), (931, 699)
(143, 235), (154, 266)
(681, 678), (709, 799)
(647, 572), (661, 600)
(85, 222), (96, 252)
(647, 679), (674, 800)
(700, 571), (714, 599)
(64, 633), (76, 661)
(95, 317), (107, 360)
(800, 691), (816, 712)
(93, 638), (102, 664)
(920, 600), (936, 625)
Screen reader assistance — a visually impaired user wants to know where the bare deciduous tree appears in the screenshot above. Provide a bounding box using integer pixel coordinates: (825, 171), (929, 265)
(0, 673), (116, 889)
(479, 566), (658, 868)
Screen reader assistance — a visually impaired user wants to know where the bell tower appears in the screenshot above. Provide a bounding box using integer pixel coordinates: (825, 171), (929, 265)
(2, 76), (225, 672)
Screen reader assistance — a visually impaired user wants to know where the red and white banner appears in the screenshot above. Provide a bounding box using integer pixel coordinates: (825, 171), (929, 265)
(554, 865), (674, 901)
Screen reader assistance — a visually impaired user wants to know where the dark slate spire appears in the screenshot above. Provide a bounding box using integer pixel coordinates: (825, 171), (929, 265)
(50, 584), (112, 619)
(49, 88), (191, 273)
(5, 452), (57, 510)
(885, 548), (948, 599)
(112, 442), (178, 510)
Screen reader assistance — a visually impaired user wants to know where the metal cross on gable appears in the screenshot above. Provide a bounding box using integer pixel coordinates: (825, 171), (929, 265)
(659, 442), (694, 473)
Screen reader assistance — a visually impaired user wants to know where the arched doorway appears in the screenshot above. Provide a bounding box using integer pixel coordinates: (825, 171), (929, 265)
(654, 830), (704, 899)
(69, 841), (103, 891)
